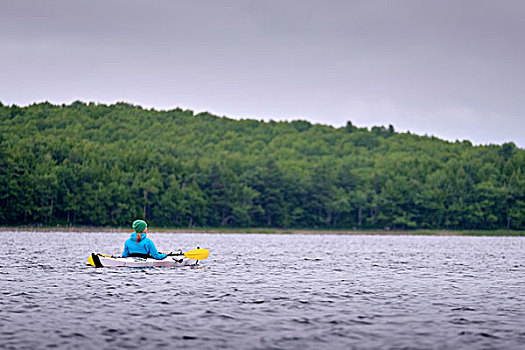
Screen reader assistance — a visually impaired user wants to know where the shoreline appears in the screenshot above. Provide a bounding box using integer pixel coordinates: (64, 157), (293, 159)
(1, 226), (524, 236)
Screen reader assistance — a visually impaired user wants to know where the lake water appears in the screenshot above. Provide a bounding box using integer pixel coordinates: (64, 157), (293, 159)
(1, 231), (524, 350)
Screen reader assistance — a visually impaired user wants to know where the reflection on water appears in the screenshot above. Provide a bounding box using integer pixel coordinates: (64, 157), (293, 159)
(1, 231), (525, 349)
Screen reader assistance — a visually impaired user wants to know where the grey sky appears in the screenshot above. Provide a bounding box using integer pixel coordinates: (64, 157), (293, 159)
(1, 0), (524, 147)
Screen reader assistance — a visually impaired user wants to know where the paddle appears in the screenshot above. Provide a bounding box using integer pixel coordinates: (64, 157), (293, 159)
(183, 248), (209, 260)
(87, 253), (121, 267)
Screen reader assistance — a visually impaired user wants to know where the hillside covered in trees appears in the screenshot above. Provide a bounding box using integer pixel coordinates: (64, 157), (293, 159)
(1, 101), (524, 230)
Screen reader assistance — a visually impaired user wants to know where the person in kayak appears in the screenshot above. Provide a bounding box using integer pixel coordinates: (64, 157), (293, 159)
(122, 219), (167, 260)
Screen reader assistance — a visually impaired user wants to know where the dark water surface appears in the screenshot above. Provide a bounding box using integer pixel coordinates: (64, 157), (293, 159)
(1, 231), (524, 349)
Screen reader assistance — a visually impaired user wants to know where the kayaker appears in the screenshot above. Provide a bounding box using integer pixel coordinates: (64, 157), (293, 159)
(122, 219), (167, 260)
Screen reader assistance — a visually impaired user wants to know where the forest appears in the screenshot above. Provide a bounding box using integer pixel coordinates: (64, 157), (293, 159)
(0, 101), (524, 230)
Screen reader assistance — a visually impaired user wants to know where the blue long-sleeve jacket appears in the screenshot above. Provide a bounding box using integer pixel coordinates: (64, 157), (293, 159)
(122, 232), (167, 260)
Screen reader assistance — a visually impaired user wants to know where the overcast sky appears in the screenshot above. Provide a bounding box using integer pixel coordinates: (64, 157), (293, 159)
(1, 0), (524, 147)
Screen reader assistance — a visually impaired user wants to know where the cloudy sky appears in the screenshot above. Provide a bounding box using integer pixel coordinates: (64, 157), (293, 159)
(1, 0), (524, 147)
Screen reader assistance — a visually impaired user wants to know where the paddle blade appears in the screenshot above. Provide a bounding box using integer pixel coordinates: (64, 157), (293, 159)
(87, 253), (112, 267)
(184, 248), (209, 260)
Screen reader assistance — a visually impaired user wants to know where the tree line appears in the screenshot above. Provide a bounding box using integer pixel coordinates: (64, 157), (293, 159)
(1, 101), (524, 230)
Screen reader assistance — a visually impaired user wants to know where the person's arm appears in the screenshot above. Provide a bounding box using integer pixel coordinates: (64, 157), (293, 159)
(146, 239), (167, 260)
(122, 240), (130, 257)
